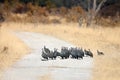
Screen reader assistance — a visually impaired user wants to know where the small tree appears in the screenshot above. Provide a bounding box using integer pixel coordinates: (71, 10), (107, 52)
(80, 0), (107, 27)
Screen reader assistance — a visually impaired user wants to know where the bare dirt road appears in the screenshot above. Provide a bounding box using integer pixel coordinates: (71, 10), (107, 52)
(1, 32), (93, 80)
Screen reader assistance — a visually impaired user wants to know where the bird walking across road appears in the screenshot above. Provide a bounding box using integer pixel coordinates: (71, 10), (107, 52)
(97, 50), (104, 55)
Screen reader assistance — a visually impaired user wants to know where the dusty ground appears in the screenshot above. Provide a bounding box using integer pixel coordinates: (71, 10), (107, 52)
(0, 26), (29, 78)
(1, 22), (120, 80)
(2, 32), (92, 80)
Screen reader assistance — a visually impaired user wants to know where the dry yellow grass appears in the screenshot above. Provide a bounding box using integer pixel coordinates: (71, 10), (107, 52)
(39, 73), (52, 80)
(0, 26), (29, 76)
(2, 22), (120, 80)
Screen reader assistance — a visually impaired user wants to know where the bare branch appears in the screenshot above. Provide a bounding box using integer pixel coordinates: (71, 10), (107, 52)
(95, 0), (107, 14)
(87, 0), (91, 12)
(93, 0), (97, 11)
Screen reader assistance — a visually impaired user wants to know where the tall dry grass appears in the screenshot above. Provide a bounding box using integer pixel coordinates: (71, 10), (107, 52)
(2, 22), (120, 80)
(0, 26), (29, 72)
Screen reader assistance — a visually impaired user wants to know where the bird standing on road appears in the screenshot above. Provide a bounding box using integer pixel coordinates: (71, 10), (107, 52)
(97, 50), (104, 55)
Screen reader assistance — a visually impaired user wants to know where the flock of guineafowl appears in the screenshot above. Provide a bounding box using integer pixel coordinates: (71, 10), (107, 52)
(41, 46), (104, 61)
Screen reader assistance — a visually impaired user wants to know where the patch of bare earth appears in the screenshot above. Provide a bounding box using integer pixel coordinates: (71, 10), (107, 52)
(2, 22), (120, 80)
(0, 26), (29, 78)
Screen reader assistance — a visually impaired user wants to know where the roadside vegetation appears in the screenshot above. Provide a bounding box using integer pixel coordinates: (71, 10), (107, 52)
(0, 26), (29, 76)
(0, 0), (120, 26)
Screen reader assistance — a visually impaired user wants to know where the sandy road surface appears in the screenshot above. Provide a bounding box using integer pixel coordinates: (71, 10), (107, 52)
(1, 32), (93, 80)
